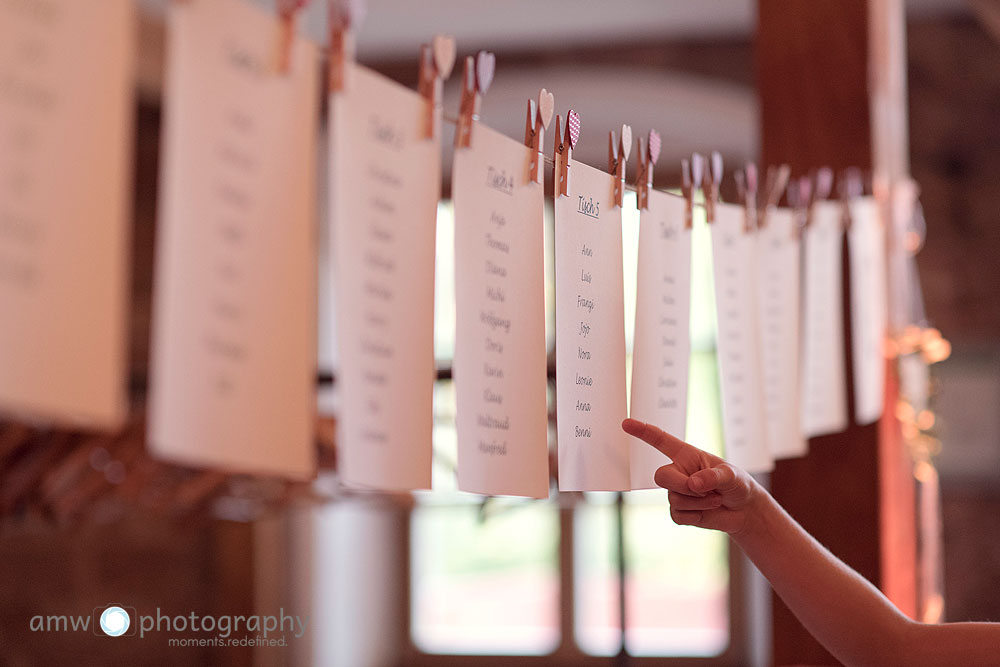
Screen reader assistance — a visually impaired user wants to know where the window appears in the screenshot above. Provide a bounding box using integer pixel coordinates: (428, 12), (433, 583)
(409, 194), (738, 662)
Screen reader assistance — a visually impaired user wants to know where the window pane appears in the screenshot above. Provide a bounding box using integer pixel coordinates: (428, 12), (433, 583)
(573, 494), (621, 656)
(411, 380), (560, 654)
(410, 501), (560, 654)
(624, 492), (729, 656)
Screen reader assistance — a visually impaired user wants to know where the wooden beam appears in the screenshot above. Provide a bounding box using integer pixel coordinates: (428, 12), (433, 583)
(757, 1), (917, 664)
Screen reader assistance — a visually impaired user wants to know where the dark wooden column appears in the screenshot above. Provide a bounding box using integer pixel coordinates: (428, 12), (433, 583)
(756, 1), (916, 664)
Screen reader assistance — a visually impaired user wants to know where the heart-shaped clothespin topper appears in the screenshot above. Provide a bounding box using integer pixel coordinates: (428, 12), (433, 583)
(711, 151), (723, 184)
(842, 166), (863, 199)
(620, 124), (632, 161)
(745, 163), (758, 194)
(475, 50), (495, 94)
(432, 35), (456, 79)
(331, 0), (367, 29)
(566, 109), (581, 149)
(538, 89), (554, 130)
(278, 0), (307, 16)
(691, 153), (704, 188)
(798, 175), (813, 203)
(648, 129), (661, 165)
(814, 166), (834, 200)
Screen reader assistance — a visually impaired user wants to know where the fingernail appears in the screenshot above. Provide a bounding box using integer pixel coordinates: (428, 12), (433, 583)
(689, 476), (703, 492)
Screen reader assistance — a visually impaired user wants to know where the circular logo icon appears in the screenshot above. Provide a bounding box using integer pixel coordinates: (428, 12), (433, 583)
(99, 606), (130, 637)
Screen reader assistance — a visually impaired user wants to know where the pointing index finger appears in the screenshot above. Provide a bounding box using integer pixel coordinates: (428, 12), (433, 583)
(622, 418), (688, 462)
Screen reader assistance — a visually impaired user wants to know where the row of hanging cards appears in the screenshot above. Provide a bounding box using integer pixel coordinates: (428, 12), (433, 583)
(148, 0), (319, 478)
(452, 121), (550, 498)
(328, 61), (439, 491)
(0, 0), (133, 427)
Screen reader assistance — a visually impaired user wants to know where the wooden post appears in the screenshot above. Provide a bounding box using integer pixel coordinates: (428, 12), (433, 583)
(757, 1), (917, 664)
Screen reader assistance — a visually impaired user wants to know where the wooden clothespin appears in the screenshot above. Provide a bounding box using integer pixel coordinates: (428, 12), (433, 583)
(525, 89), (553, 184)
(734, 162), (758, 232)
(609, 124), (632, 208)
(681, 156), (699, 228)
(554, 109), (580, 197)
(328, 0), (365, 92)
(813, 167), (834, 202)
(455, 50), (495, 148)
(839, 166), (864, 230)
(635, 129), (661, 210)
(756, 164), (790, 229)
(787, 175), (813, 238)
(418, 35), (455, 139)
(698, 152), (722, 223)
(275, 0), (308, 75)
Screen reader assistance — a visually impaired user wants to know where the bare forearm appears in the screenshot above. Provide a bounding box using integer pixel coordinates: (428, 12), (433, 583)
(733, 487), (1000, 666)
(733, 487), (915, 666)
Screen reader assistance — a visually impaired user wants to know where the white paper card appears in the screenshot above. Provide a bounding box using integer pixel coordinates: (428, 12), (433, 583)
(451, 123), (549, 497)
(800, 201), (849, 437)
(149, 0), (319, 478)
(555, 158), (629, 491)
(756, 209), (805, 459)
(0, 0), (133, 426)
(628, 190), (691, 488)
(848, 197), (888, 425)
(711, 203), (771, 472)
(329, 64), (438, 490)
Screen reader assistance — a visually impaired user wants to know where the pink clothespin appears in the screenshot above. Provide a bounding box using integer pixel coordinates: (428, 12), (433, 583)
(525, 89), (553, 184)
(554, 109), (580, 197)
(418, 35), (455, 140)
(735, 162), (758, 232)
(275, 0), (308, 75)
(609, 124), (632, 208)
(455, 50), (494, 148)
(635, 130), (660, 211)
(328, 0), (366, 92)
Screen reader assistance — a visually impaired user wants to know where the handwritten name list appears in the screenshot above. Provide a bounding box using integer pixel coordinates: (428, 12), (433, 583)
(756, 208), (805, 459)
(452, 122), (548, 498)
(329, 63), (438, 490)
(848, 197), (888, 425)
(800, 201), (848, 437)
(0, 0), (132, 426)
(555, 157), (629, 491)
(628, 190), (691, 488)
(149, 0), (319, 478)
(711, 203), (771, 473)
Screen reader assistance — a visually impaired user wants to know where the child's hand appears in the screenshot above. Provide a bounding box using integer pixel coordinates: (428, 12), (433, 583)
(622, 418), (759, 535)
